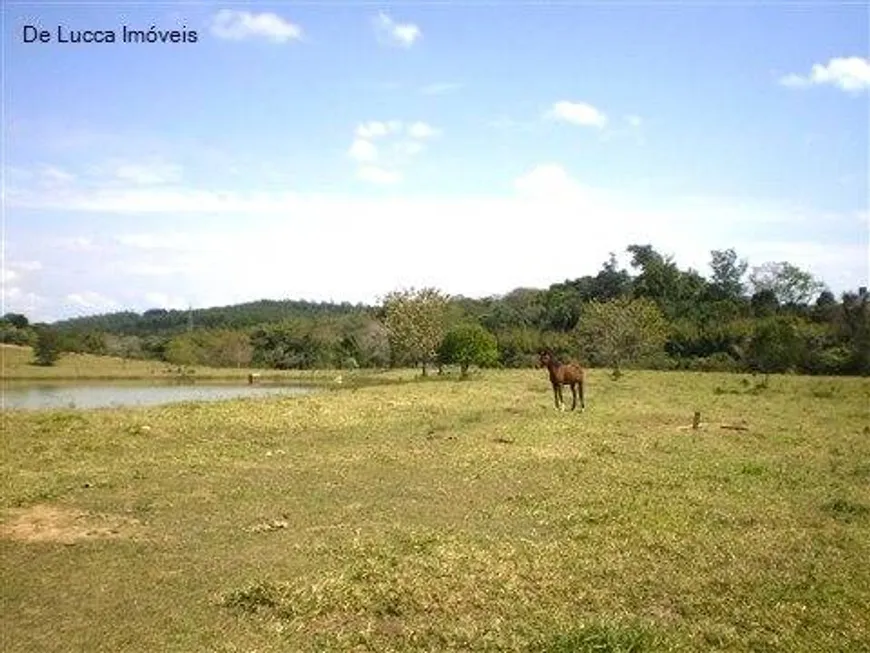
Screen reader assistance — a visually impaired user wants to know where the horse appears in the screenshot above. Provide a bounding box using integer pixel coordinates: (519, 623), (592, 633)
(538, 349), (586, 412)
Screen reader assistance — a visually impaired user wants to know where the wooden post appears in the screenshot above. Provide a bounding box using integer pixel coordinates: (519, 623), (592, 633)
(692, 411), (701, 430)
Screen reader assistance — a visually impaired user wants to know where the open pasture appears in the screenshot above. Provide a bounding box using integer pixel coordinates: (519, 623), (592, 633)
(2, 367), (869, 652)
(1, 344), (356, 384)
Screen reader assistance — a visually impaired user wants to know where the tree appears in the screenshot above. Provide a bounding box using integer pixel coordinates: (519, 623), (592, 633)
(708, 248), (748, 301)
(344, 318), (391, 368)
(576, 296), (669, 376)
(381, 287), (450, 375)
(627, 244), (680, 302)
(745, 315), (804, 375)
(839, 290), (870, 374)
(32, 326), (61, 366)
(437, 323), (499, 378)
(495, 327), (541, 368)
(543, 285), (582, 331)
(749, 261), (826, 307)
(626, 244), (705, 320)
(590, 252), (632, 301)
(750, 289), (779, 317)
(165, 335), (200, 367)
(2, 313), (29, 329)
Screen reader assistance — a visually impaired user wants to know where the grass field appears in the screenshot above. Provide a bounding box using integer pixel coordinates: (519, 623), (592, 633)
(2, 349), (869, 652)
(0, 344), (389, 386)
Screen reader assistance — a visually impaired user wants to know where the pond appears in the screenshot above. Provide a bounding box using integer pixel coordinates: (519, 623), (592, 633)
(2, 381), (317, 411)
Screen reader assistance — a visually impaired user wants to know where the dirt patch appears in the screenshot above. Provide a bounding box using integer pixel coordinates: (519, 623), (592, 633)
(0, 504), (142, 544)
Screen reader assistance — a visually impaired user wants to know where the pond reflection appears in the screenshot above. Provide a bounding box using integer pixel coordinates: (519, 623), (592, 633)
(2, 381), (316, 410)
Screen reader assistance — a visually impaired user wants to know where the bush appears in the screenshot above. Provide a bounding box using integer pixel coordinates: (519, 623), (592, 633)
(438, 323), (499, 378)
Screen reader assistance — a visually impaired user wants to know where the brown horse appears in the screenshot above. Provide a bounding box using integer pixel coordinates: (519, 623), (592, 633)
(538, 349), (586, 412)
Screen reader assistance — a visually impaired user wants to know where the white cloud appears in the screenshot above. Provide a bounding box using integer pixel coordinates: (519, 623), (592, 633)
(2, 261), (45, 318)
(116, 233), (195, 249)
(1, 268), (19, 285)
(357, 165), (401, 185)
(55, 236), (97, 251)
(3, 287), (46, 319)
(2, 261), (42, 287)
(355, 120), (402, 139)
(373, 11), (421, 48)
(144, 292), (188, 309)
(514, 163), (590, 200)
(626, 115), (642, 128)
(6, 163), (866, 320)
(394, 141), (424, 157)
(780, 56), (870, 93)
(41, 165), (76, 183)
(407, 121), (439, 139)
(546, 101), (608, 128)
(211, 10), (302, 43)
(125, 263), (184, 277)
(348, 138), (379, 163)
(12, 261), (42, 272)
(8, 186), (307, 214)
(65, 291), (120, 312)
(113, 162), (183, 185)
(347, 120), (438, 184)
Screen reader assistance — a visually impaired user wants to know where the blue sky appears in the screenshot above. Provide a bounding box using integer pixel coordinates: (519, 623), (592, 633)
(2, 2), (868, 322)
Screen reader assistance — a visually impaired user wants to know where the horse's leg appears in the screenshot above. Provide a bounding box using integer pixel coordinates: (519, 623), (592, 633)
(570, 383), (577, 411)
(579, 378), (586, 412)
(552, 383), (560, 410)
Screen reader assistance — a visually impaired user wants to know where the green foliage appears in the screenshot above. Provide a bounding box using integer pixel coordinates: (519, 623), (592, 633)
(381, 287), (450, 375)
(576, 296), (669, 373)
(495, 327), (542, 368)
(16, 244), (868, 377)
(32, 326), (61, 366)
(437, 323), (499, 377)
(708, 248), (748, 301)
(749, 261), (826, 307)
(2, 312), (29, 329)
(50, 299), (364, 336)
(250, 320), (338, 369)
(340, 317), (391, 368)
(0, 323), (36, 347)
(103, 334), (143, 360)
(746, 316), (804, 374)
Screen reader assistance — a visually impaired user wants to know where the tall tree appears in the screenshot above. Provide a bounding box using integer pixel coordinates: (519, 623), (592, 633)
(381, 287), (450, 376)
(626, 244), (706, 320)
(32, 326), (61, 366)
(592, 252), (632, 300)
(708, 248), (748, 301)
(749, 261), (826, 307)
(576, 296), (669, 376)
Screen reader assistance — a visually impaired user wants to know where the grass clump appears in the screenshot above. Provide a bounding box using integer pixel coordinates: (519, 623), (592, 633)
(531, 622), (664, 653)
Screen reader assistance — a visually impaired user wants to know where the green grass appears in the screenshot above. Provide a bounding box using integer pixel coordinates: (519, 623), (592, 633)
(2, 358), (869, 652)
(0, 343), (399, 387)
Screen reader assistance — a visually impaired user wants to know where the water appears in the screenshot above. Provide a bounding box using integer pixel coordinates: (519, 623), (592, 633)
(2, 381), (317, 411)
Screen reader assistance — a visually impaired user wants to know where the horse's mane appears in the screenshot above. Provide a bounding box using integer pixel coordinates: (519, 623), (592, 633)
(540, 349), (564, 366)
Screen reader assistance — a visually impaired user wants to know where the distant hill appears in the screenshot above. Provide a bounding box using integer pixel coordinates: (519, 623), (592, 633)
(51, 298), (371, 335)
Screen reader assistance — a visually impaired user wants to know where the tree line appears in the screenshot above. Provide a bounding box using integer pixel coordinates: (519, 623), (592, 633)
(3, 244), (867, 376)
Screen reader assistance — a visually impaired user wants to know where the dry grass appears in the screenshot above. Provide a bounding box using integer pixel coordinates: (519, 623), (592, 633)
(1, 344), (392, 384)
(2, 361), (869, 652)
